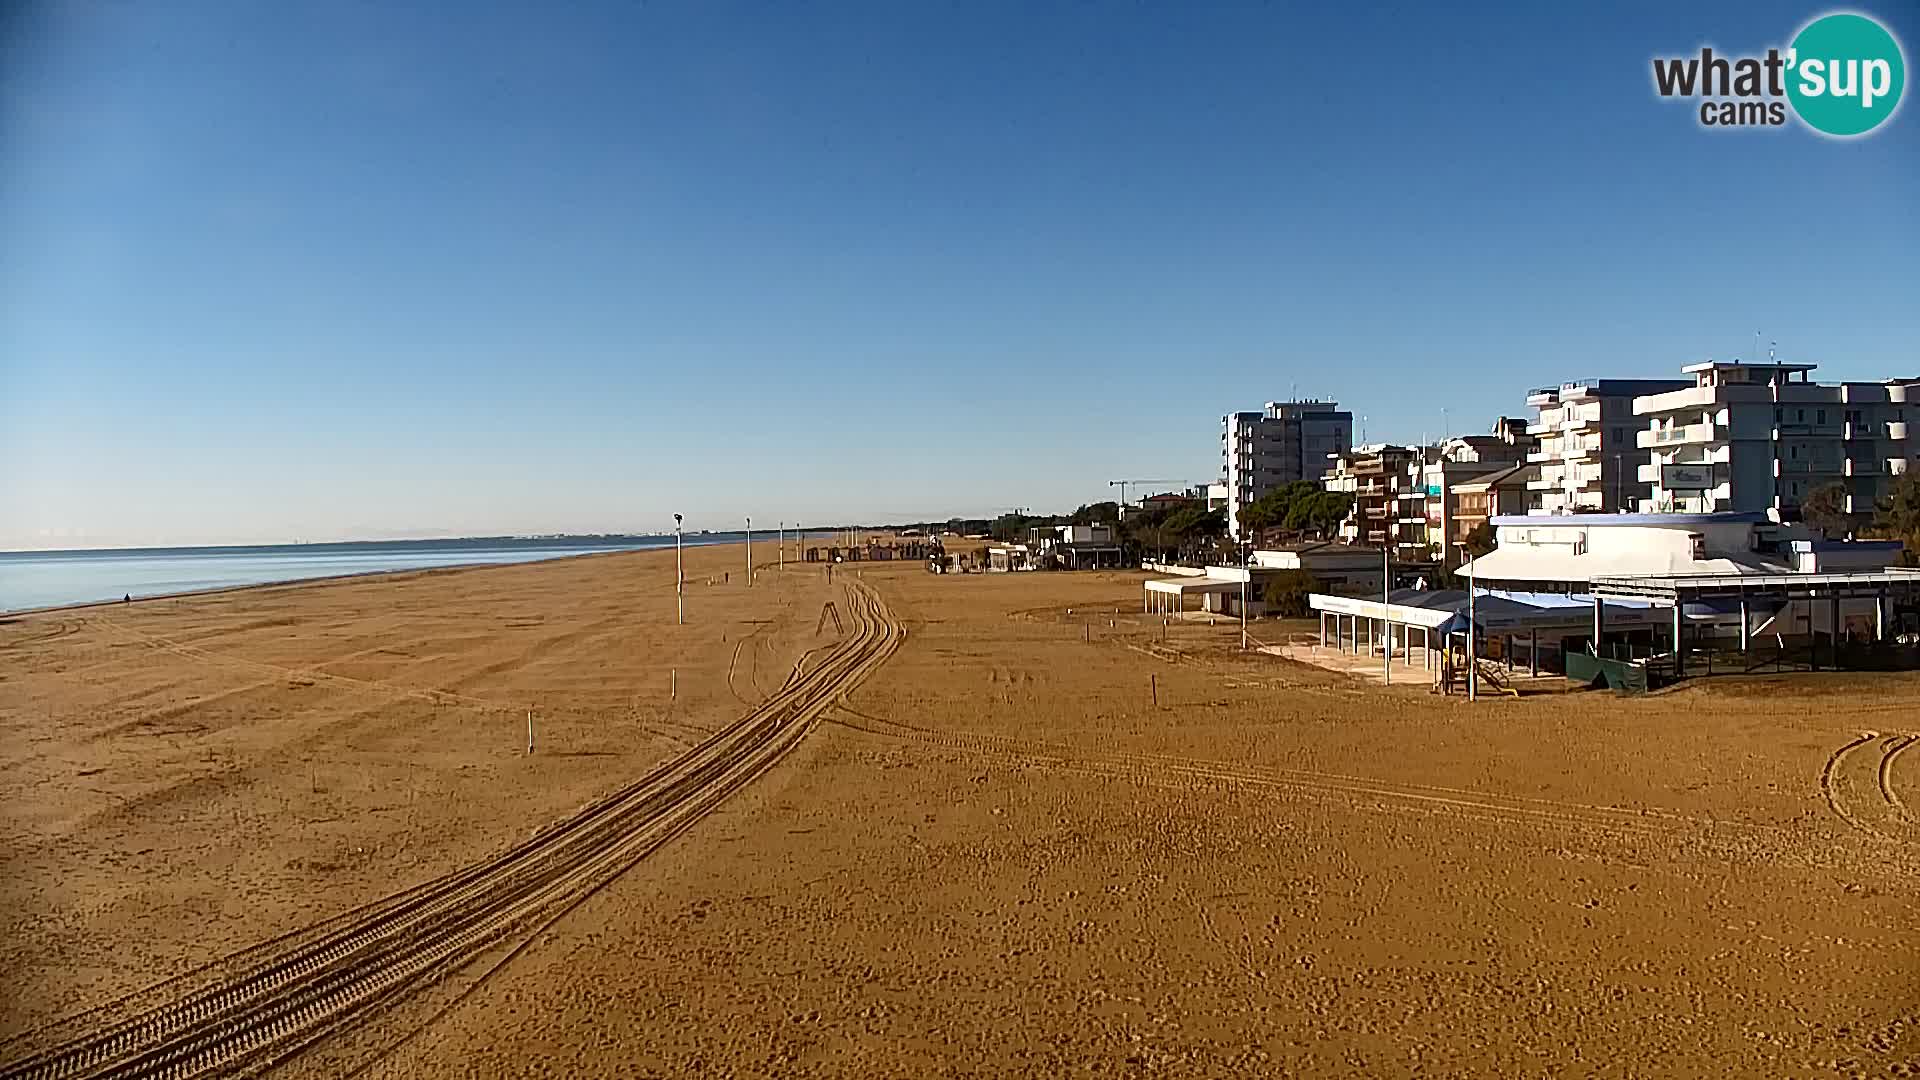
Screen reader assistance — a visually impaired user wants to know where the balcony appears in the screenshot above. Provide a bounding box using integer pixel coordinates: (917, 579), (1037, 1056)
(1845, 459), (1883, 476)
(1774, 423), (1843, 439)
(1637, 422), (1721, 448)
(1776, 459), (1843, 475)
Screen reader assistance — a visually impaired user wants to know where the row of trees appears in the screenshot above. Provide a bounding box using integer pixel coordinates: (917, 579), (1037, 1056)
(1235, 481), (1354, 541)
(1799, 475), (1920, 563)
(980, 471), (1920, 569)
(987, 499), (1229, 561)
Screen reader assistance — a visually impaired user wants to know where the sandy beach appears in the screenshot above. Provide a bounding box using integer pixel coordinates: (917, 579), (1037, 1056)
(3, 549), (1917, 1075)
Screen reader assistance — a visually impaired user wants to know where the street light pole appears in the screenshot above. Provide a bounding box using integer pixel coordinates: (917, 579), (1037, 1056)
(1382, 544), (1391, 687)
(674, 514), (684, 626)
(1467, 557), (1478, 701)
(746, 516), (753, 585)
(1240, 542), (1249, 651)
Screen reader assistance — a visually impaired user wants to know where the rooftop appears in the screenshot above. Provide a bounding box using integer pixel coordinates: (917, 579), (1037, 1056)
(1680, 360), (1818, 374)
(1488, 512), (1769, 528)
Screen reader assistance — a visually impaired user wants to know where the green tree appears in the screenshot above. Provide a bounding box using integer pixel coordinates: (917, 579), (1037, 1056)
(1874, 472), (1920, 563)
(1070, 501), (1120, 525)
(1239, 482), (1325, 539)
(1462, 520), (1497, 559)
(1801, 481), (1853, 538)
(1263, 569), (1319, 618)
(1307, 491), (1353, 539)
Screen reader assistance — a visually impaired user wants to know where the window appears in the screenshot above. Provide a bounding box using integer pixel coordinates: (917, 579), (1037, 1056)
(1797, 409), (1806, 422)
(1816, 409), (1826, 424)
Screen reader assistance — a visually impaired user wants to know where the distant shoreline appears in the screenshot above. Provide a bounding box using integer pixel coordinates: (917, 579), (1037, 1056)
(0, 534), (721, 559)
(0, 536), (766, 618)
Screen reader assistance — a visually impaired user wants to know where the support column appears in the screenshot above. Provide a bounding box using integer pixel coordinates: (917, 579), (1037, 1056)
(1530, 628), (1539, 677)
(1831, 594), (1843, 667)
(1592, 595), (1605, 654)
(1672, 603), (1685, 676)
(1319, 610), (1327, 648)
(1876, 593), (1888, 641)
(1738, 596), (1750, 653)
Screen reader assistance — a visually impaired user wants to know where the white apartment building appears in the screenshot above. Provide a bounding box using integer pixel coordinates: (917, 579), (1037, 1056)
(1637, 361), (1919, 520)
(1388, 422), (1535, 565)
(1525, 378), (1688, 515)
(1222, 400), (1353, 539)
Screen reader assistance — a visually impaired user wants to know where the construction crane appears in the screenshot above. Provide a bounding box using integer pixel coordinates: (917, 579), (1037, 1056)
(1108, 479), (1173, 508)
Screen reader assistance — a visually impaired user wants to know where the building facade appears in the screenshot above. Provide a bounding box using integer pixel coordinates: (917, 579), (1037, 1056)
(1525, 379), (1688, 515)
(1448, 463), (1536, 552)
(1402, 424), (1537, 566)
(1636, 361), (1918, 521)
(1222, 400), (1353, 539)
(1328, 421), (1536, 566)
(1323, 444), (1417, 549)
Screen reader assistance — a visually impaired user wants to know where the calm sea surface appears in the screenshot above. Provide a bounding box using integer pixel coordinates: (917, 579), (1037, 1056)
(0, 534), (746, 612)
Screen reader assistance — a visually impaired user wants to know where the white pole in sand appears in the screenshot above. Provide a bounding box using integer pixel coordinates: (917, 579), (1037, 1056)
(779, 521), (785, 570)
(1240, 542), (1249, 651)
(674, 514), (684, 625)
(1382, 545), (1391, 688)
(746, 516), (753, 585)
(1467, 558), (1478, 702)
(527, 710), (535, 754)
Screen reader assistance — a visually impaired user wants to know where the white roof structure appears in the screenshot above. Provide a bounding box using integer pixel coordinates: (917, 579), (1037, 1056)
(1456, 512), (1797, 586)
(1459, 546), (1785, 582)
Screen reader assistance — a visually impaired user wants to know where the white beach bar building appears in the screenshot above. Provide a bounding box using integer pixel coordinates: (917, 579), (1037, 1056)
(1308, 511), (1919, 678)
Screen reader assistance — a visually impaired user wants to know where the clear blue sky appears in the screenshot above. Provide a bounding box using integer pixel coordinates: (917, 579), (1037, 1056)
(2, 1), (1915, 547)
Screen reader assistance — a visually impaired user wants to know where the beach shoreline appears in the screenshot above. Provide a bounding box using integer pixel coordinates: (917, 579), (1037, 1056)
(0, 537), (771, 619)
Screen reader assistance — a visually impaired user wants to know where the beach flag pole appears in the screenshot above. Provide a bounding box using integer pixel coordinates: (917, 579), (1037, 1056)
(746, 516), (753, 586)
(674, 513), (684, 625)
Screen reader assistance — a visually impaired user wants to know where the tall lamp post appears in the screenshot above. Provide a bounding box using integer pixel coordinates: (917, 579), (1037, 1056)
(746, 516), (753, 586)
(1382, 544), (1391, 687)
(1240, 542), (1250, 651)
(674, 513), (684, 625)
(1467, 556), (1478, 701)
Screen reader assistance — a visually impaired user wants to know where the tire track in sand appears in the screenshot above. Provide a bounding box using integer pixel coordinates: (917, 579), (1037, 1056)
(1880, 734), (1914, 823)
(1820, 731), (1920, 843)
(0, 579), (907, 1080)
(827, 706), (1918, 879)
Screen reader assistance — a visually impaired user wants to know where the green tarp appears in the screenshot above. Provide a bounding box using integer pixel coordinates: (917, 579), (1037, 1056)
(1565, 651), (1651, 695)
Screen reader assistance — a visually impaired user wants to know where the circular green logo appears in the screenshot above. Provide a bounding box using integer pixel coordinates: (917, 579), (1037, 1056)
(1787, 13), (1906, 136)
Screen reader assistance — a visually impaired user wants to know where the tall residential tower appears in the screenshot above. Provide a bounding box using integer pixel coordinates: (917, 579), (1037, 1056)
(1221, 400), (1353, 540)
